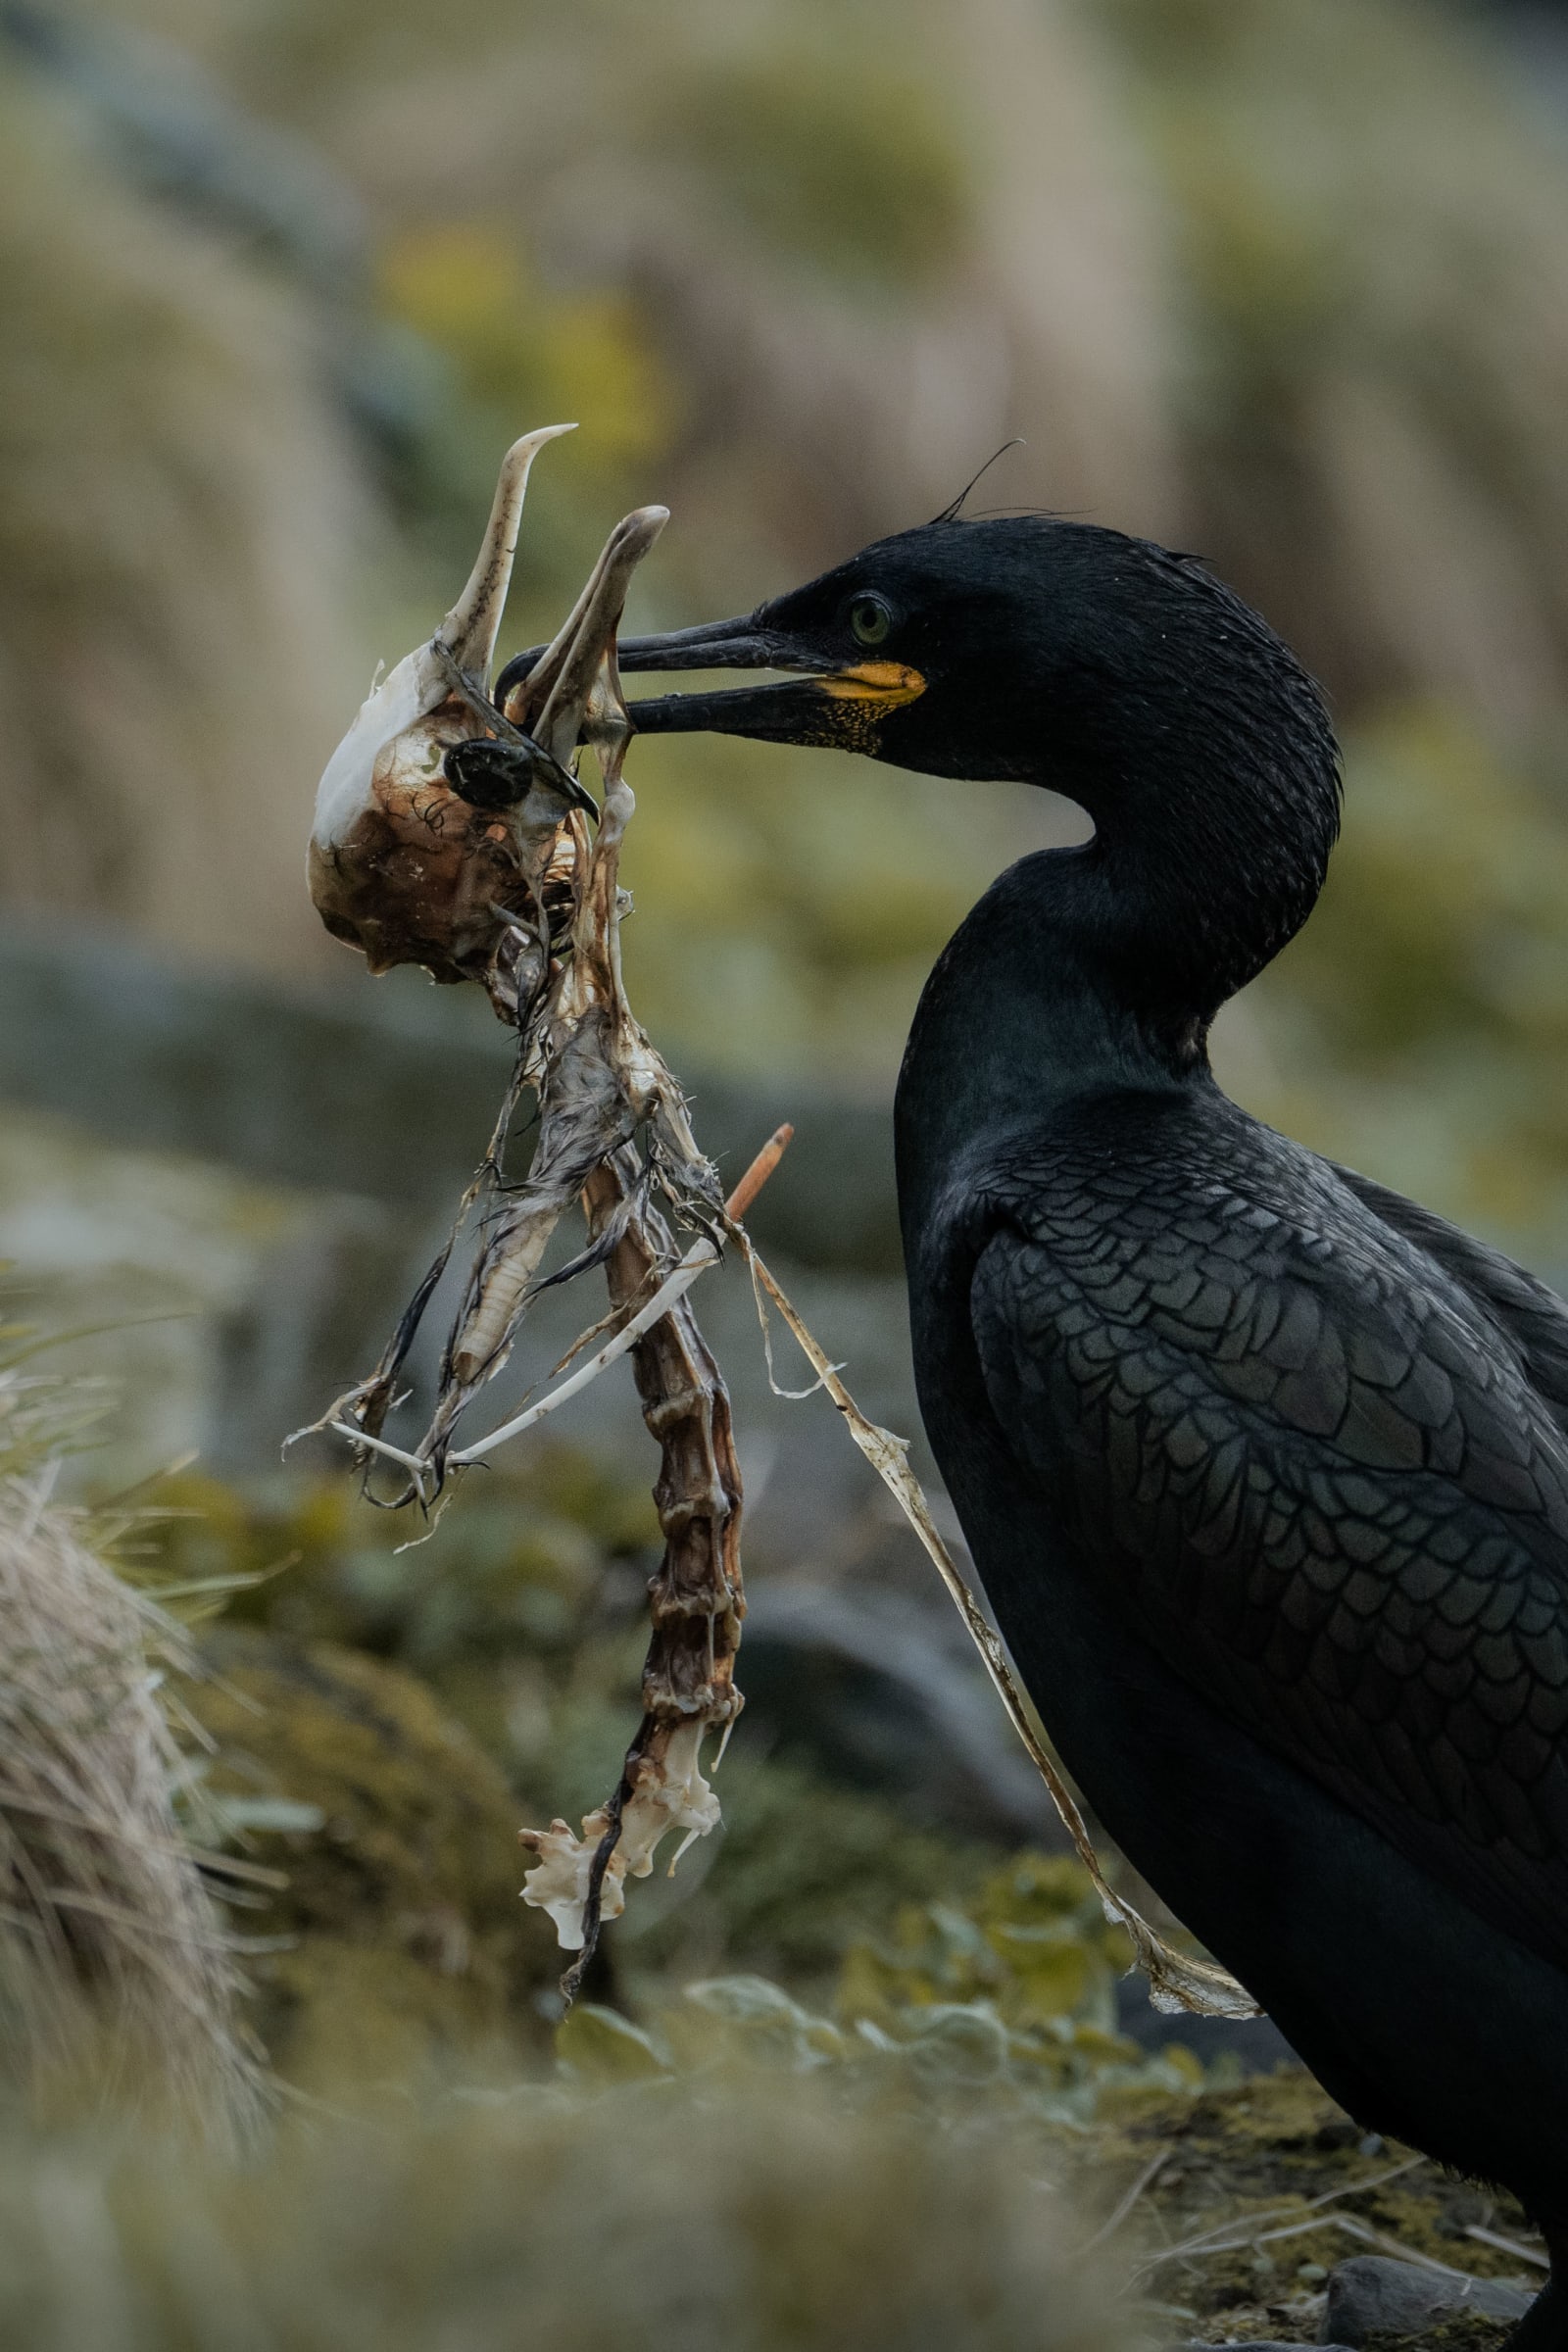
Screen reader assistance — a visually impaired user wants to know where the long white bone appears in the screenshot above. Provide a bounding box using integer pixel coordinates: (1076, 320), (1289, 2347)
(447, 1236), (719, 1465)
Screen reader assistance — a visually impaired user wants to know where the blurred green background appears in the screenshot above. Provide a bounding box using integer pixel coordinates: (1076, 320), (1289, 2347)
(9, 0), (1568, 1187)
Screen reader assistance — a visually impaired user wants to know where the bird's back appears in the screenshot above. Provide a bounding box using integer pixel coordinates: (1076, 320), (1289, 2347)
(906, 1082), (1568, 1976)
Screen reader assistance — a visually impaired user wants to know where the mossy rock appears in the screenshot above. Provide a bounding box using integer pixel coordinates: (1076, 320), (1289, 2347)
(1070, 2071), (1542, 2342)
(192, 1630), (559, 2085)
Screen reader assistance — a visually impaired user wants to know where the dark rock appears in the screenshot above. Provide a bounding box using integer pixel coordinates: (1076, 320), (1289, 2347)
(1173, 2343), (1354, 2350)
(0, 919), (901, 1268)
(1323, 2254), (1535, 2344)
(739, 1583), (1062, 1840)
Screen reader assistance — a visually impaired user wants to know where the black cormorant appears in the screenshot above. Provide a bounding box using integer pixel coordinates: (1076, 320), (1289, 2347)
(516, 517), (1568, 2345)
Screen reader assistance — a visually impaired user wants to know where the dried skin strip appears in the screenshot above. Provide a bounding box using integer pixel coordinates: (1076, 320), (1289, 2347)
(425, 737), (723, 1473)
(735, 1239), (1259, 2024)
(448, 1129), (790, 1468)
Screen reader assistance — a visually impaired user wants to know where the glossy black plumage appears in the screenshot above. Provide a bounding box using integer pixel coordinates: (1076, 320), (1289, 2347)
(611, 515), (1568, 2344)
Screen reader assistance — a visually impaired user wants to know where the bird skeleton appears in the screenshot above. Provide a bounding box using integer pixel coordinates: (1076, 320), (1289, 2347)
(301, 427), (1252, 2017)
(304, 427), (758, 1986)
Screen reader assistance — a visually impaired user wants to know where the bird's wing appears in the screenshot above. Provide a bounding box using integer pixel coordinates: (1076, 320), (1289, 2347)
(970, 1139), (1568, 1967)
(1332, 1162), (1568, 1444)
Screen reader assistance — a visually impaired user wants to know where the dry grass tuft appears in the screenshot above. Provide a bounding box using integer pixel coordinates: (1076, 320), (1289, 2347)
(0, 1372), (259, 2138)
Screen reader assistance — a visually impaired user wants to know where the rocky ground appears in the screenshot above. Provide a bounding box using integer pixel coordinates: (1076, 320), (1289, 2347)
(1067, 2070), (1544, 2346)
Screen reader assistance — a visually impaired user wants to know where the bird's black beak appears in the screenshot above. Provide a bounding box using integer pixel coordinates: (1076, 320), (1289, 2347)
(497, 616), (925, 749)
(616, 615), (822, 740)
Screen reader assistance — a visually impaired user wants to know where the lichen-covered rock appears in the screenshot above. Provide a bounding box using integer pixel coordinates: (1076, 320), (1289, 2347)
(192, 1629), (557, 2084)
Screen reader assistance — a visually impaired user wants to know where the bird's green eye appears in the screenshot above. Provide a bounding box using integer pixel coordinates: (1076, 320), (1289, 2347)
(849, 595), (893, 647)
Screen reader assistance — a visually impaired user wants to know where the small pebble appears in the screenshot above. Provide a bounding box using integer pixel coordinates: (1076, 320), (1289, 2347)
(1298, 2261), (1328, 2284)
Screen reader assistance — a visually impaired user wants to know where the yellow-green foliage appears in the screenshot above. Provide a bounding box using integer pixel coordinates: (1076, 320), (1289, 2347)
(153, 1457), (670, 1835)
(1285, 712), (1568, 1065)
(666, 51), (968, 286)
(375, 221), (683, 606)
(607, 1750), (985, 2006)
(149, 1464), (988, 2015)
(552, 1852), (1201, 2129)
(612, 726), (1046, 1083)
(191, 1629), (558, 2082)
(380, 225), (678, 471)
(156, 1452), (645, 1667)
(1241, 706), (1568, 1248)
(832, 1853), (1200, 2123)
(840, 1850), (1137, 2034)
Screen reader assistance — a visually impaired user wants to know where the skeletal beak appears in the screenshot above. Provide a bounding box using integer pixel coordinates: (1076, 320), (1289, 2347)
(504, 505), (670, 766)
(312, 422), (575, 852)
(308, 427), (674, 992)
(438, 421), (578, 684)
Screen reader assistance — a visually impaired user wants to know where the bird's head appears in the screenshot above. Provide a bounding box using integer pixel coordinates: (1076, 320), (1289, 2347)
(554, 512), (1342, 1011)
(581, 514), (1335, 821)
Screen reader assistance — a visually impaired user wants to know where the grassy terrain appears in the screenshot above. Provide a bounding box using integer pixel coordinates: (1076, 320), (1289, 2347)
(85, 1448), (1544, 2344)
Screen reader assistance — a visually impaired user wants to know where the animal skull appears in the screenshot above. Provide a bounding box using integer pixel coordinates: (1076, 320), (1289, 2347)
(308, 421), (588, 988)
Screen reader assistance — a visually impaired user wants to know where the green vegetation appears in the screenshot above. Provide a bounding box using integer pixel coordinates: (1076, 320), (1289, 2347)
(667, 53), (969, 287)
(1244, 706), (1568, 1251)
(151, 1461), (993, 2024)
(0, 2083), (1126, 2352)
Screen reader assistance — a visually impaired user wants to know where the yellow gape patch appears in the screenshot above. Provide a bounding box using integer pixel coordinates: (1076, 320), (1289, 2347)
(814, 662), (926, 752)
(819, 661), (926, 707)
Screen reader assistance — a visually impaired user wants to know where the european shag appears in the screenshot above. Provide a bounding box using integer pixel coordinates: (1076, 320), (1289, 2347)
(511, 516), (1568, 2346)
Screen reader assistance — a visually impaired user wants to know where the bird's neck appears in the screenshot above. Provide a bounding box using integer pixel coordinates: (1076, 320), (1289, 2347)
(896, 815), (1314, 1224)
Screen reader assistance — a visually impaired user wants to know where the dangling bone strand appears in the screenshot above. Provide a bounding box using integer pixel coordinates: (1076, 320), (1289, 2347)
(497, 730), (758, 1988)
(520, 1128), (798, 1993)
